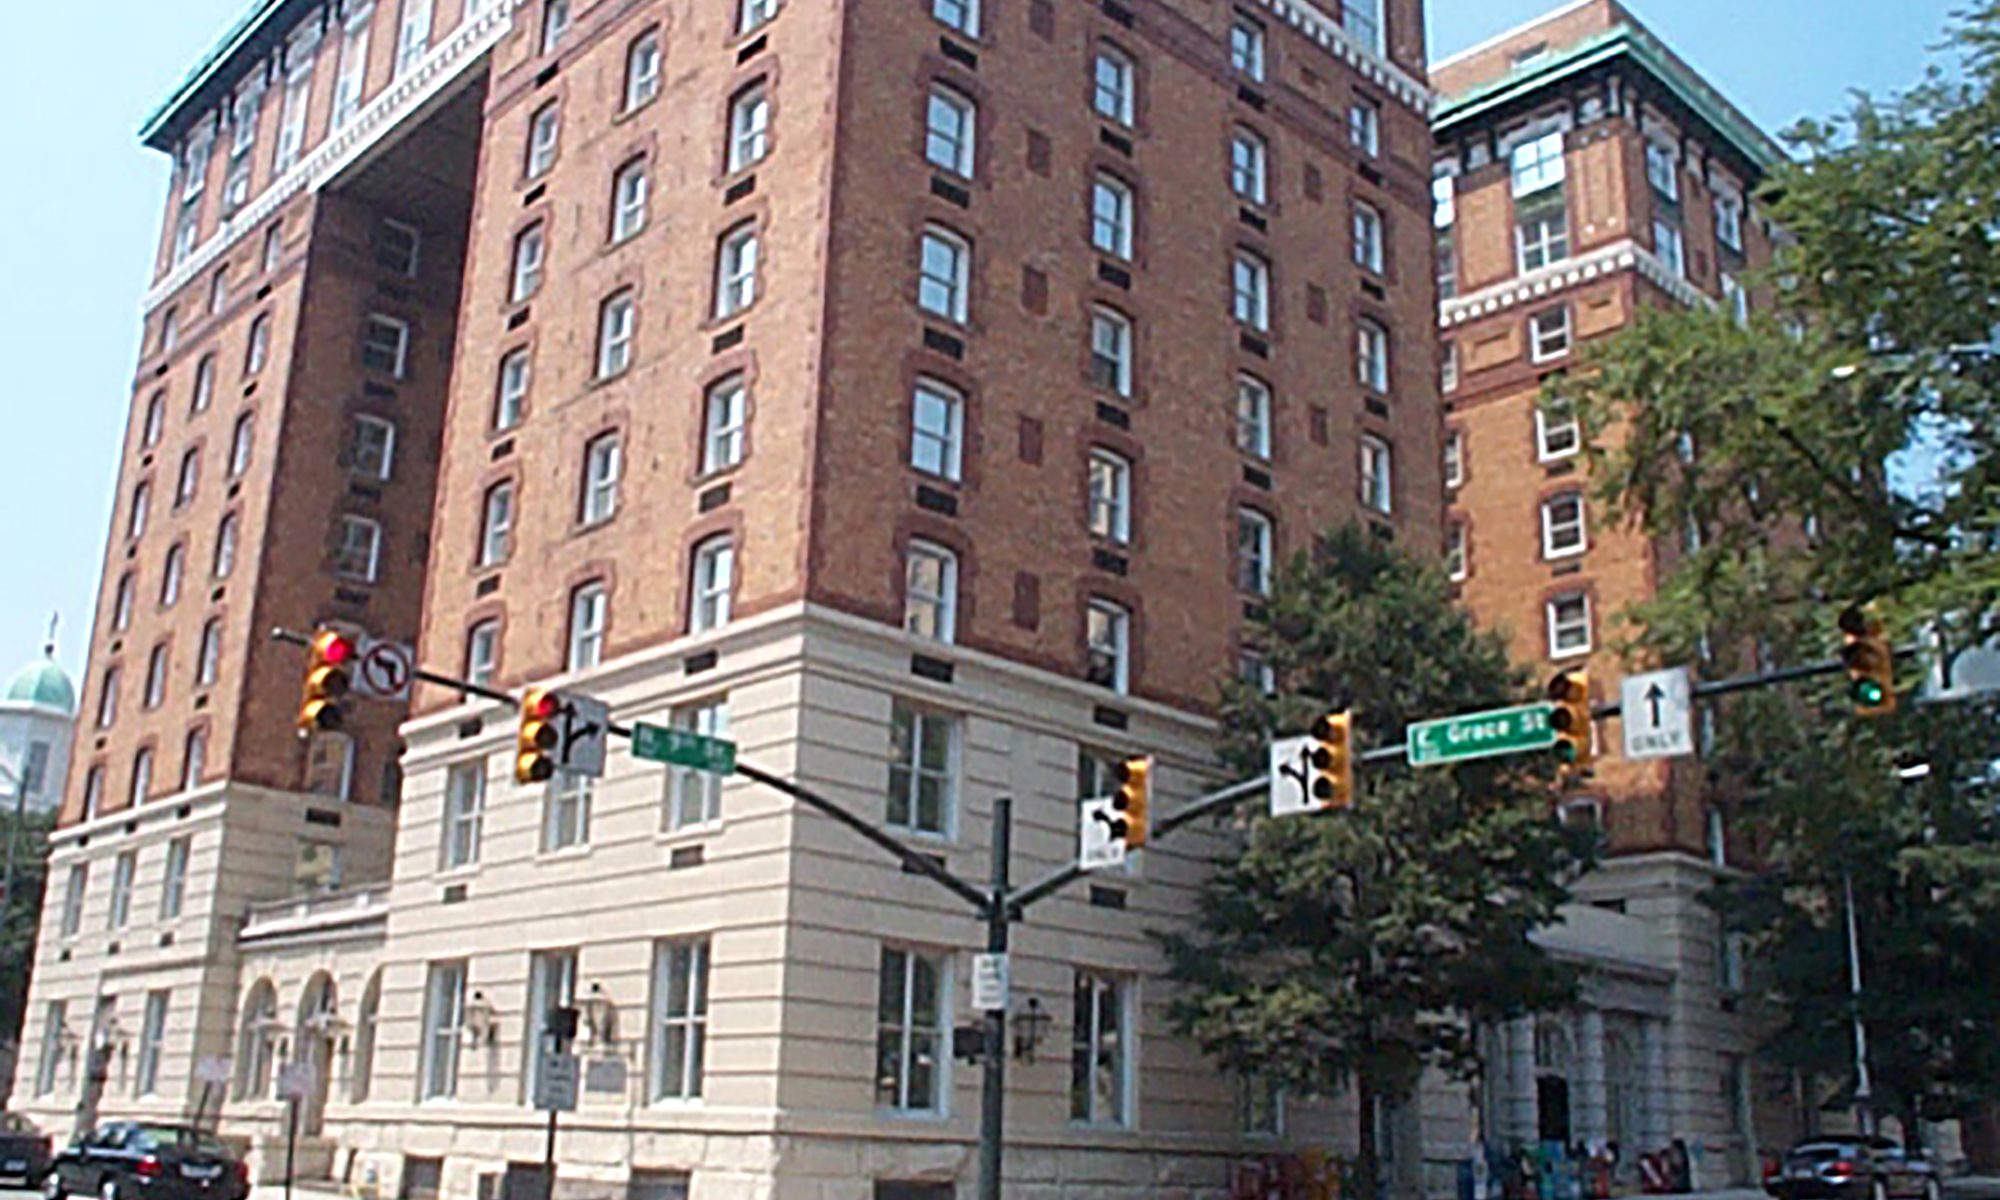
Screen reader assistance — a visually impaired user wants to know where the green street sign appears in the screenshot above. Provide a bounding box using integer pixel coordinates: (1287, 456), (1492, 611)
(631, 723), (738, 774)
(1406, 703), (1556, 768)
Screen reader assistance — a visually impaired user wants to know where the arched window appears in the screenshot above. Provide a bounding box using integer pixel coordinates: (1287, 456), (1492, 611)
(351, 971), (383, 1103)
(235, 979), (279, 1099)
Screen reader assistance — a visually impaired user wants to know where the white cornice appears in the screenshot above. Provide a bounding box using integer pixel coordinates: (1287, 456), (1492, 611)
(1438, 237), (1713, 328)
(1256, 0), (1434, 115)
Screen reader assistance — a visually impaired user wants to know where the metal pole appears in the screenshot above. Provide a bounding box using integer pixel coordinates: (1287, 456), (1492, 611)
(1843, 871), (1874, 1135)
(543, 1029), (561, 1200)
(284, 1095), (298, 1200)
(978, 798), (1012, 1200)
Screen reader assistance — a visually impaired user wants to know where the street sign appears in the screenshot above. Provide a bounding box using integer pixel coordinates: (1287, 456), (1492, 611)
(631, 722), (738, 774)
(352, 638), (414, 700)
(1621, 667), (1694, 761)
(1078, 797), (1127, 870)
(194, 1056), (232, 1086)
(1268, 735), (1317, 817)
(534, 1051), (579, 1112)
(1406, 703), (1556, 767)
(971, 952), (1010, 1013)
(558, 694), (611, 778)
(276, 1060), (317, 1100)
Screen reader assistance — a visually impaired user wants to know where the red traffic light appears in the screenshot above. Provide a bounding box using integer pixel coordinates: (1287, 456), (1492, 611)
(526, 690), (560, 720)
(316, 630), (357, 665)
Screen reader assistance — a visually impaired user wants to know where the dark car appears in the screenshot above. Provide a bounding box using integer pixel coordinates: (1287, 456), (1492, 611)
(1764, 1138), (1943, 1200)
(0, 1112), (55, 1184)
(43, 1122), (247, 1200)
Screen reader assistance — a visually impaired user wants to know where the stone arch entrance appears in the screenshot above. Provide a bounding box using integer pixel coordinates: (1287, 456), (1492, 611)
(1535, 1017), (1574, 1144)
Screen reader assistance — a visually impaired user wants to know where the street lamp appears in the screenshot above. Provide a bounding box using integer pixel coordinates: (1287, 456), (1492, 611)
(1843, 869), (1874, 1136)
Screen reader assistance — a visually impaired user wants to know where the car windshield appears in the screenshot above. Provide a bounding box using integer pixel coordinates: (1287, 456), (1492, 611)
(1790, 1144), (1860, 1161)
(134, 1126), (227, 1156)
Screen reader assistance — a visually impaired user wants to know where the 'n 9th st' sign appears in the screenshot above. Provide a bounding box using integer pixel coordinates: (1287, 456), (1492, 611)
(1405, 703), (1557, 767)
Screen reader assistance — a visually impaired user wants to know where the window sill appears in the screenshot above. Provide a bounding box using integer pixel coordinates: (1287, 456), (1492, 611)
(536, 844), (595, 864)
(436, 863), (483, 882)
(657, 821), (722, 845)
(1548, 646), (1593, 662)
(876, 1106), (952, 1123)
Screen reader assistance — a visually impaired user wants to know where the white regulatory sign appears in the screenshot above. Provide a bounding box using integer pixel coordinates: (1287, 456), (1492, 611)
(557, 694), (611, 779)
(353, 638), (415, 700)
(193, 1056), (232, 1086)
(1621, 667), (1694, 761)
(1078, 797), (1128, 871)
(971, 952), (1010, 1013)
(1268, 735), (1316, 818)
(276, 1060), (318, 1100)
(534, 1051), (580, 1112)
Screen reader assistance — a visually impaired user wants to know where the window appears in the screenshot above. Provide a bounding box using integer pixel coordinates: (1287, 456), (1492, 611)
(159, 307), (182, 354)
(1093, 48), (1135, 126)
(1341, 0), (1382, 53)
(1446, 521), (1468, 582)
(332, 12), (371, 130)
(1090, 308), (1133, 396)
(1437, 228), (1458, 299)
(245, 313), (271, 375)
(113, 574), (136, 632)
(377, 218), (421, 277)
(524, 950), (578, 1098)
(597, 289), (637, 378)
(1536, 402), (1580, 461)
(667, 701), (729, 830)
(714, 225), (759, 319)
(1356, 319), (1389, 391)
(1070, 971), (1130, 1125)
(1237, 508), (1273, 595)
(420, 962), (467, 1099)
(230, 413), (255, 477)
(495, 349), (530, 430)
(141, 393), (165, 449)
(612, 159), (650, 242)
(161, 543), (186, 606)
(1229, 17), (1266, 80)
(1707, 807), (1729, 868)
(464, 621), (499, 690)
(918, 226), (970, 323)
(352, 414), (397, 480)
(904, 541), (958, 643)
(213, 510), (238, 578)
(479, 482), (514, 567)
(181, 727), (207, 791)
(1517, 201), (1568, 272)
(175, 449), (200, 507)
(1510, 130), (1565, 196)
(1242, 1074), (1284, 1137)
(511, 223), (546, 303)
(1653, 220), (1686, 277)
(1085, 600), (1130, 693)
(690, 537), (735, 633)
(136, 991), (169, 1096)
(1443, 429), (1464, 488)
(1547, 593), (1591, 657)
(877, 947), (948, 1113)
(1232, 251), (1270, 331)
(1722, 273), (1749, 325)
(540, 0), (570, 53)
(738, 0), (780, 35)
(192, 355), (216, 413)
(1091, 175), (1134, 259)
(441, 762), (485, 869)
(97, 667), (120, 729)
(525, 102), (560, 179)
(1229, 128), (1267, 204)
(625, 32), (662, 110)
(196, 620), (222, 687)
(276, 73), (311, 172)
(109, 851), (137, 929)
(1530, 306), (1571, 362)
(1542, 492), (1587, 558)
(650, 940), (711, 1100)
(933, 0), (978, 36)
(1359, 435), (1392, 514)
(703, 375), (748, 474)
(910, 380), (963, 481)
(81, 765), (104, 819)
(1352, 202), (1384, 274)
(888, 703), (954, 835)
(1441, 339), (1459, 392)
(727, 84), (771, 173)
(568, 581), (608, 670)
(1715, 191), (1745, 252)
(1644, 139), (1680, 201)
(543, 771), (592, 851)
(926, 86), (976, 177)
(1087, 450), (1132, 544)
(145, 644), (169, 709)
(334, 515), (382, 581)
(60, 866), (87, 936)
(36, 1000), (64, 1095)
(396, 0), (434, 75)
(1234, 374), (1272, 460)
(576, 432), (622, 526)
(1349, 100), (1380, 157)
(161, 837), (191, 920)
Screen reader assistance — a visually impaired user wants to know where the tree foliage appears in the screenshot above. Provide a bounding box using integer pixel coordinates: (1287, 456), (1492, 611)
(2, 809), (54, 1075)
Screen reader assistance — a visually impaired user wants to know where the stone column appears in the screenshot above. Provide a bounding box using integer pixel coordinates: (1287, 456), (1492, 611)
(1506, 1016), (1538, 1146)
(1578, 1009), (1609, 1147)
(1642, 1018), (1669, 1154)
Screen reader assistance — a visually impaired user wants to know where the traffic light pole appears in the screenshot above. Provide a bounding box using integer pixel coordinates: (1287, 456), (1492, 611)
(979, 798), (1012, 1200)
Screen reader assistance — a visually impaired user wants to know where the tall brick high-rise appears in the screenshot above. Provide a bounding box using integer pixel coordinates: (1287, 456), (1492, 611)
(20, 0), (1446, 1195)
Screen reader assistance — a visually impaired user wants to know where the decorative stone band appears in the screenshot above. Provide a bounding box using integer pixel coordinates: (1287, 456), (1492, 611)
(1438, 237), (1714, 329)
(1257, 0), (1433, 116)
(141, 1), (515, 314)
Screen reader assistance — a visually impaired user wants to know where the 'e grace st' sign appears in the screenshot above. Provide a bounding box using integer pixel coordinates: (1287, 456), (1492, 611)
(1405, 703), (1557, 768)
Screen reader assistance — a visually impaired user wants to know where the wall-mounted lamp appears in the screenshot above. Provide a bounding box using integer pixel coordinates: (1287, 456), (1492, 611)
(1010, 998), (1051, 1063)
(463, 990), (497, 1047)
(581, 982), (618, 1046)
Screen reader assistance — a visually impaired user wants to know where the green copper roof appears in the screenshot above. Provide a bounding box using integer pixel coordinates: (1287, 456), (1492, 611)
(1434, 25), (1785, 177)
(138, 0), (300, 151)
(5, 650), (76, 714)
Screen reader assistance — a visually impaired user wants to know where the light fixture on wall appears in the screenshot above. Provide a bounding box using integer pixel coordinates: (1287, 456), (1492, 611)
(581, 982), (618, 1046)
(1010, 998), (1050, 1063)
(463, 990), (497, 1047)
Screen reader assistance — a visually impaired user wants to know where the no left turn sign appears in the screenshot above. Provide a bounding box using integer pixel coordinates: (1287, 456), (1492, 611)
(354, 638), (415, 700)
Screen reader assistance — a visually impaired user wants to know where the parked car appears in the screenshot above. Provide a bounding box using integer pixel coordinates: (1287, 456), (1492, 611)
(42, 1122), (247, 1200)
(0, 1112), (54, 1185)
(1764, 1137), (1943, 1200)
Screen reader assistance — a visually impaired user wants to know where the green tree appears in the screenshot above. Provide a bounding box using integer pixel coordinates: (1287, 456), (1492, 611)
(2, 807), (54, 1094)
(1160, 527), (1598, 1193)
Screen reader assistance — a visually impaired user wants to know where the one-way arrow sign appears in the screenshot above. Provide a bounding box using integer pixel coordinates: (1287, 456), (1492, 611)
(1620, 667), (1693, 761)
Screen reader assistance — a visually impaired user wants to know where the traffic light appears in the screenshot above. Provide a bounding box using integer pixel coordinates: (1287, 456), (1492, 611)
(1839, 605), (1897, 716)
(516, 689), (564, 784)
(297, 628), (356, 732)
(1547, 669), (1593, 772)
(1109, 756), (1152, 848)
(1308, 711), (1355, 810)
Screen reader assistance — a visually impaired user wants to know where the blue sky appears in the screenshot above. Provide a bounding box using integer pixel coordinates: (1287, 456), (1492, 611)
(0, 0), (1963, 687)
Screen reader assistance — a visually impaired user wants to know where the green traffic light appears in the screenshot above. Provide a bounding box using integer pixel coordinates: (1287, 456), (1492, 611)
(1853, 679), (1887, 707)
(1553, 741), (1578, 764)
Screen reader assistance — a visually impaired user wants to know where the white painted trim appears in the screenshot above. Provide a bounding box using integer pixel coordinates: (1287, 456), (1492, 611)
(1438, 237), (1713, 328)
(1256, 0), (1434, 115)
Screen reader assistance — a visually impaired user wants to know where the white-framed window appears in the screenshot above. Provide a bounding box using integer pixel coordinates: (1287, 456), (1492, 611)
(464, 621), (499, 690)
(877, 946), (949, 1113)
(175, 448), (200, 507)
(136, 990), (169, 1096)
(1085, 600), (1130, 693)
(1441, 340), (1459, 393)
(60, 866), (87, 937)
(196, 619), (222, 687)
(334, 515), (382, 581)
(142, 393), (165, 449)
(666, 700), (729, 830)
(597, 289), (637, 378)
(229, 412), (255, 478)
(496, 348), (530, 430)
(1229, 127), (1267, 205)
(209, 268), (230, 316)
(704, 375), (749, 474)
(1237, 507), (1274, 595)
(1536, 402), (1580, 461)
(1443, 428), (1464, 488)
(108, 851), (137, 929)
(245, 313), (272, 375)
(1547, 592), (1591, 658)
(911, 379), (964, 481)
(173, 206), (199, 265)
(1511, 130), (1565, 196)
(1356, 319), (1389, 391)
(1349, 100), (1381, 157)
(361, 314), (410, 377)
(478, 481), (514, 567)
(420, 961), (467, 1100)
(926, 85), (976, 177)
(1352, 202), (1384, 274)
(1232, 251), (1270, 331)
(1722, 273), (1749, 325)
(540, 0), (570, 53)
(738, 0), (780, 35)
(525, 102), (560, 179)
(82, 766), (104, 818)
(1530, 306), (1571, 363)
(904, 541), (959, 643)
(275, 72), (311, 172)
(1517, 205), (1568, 271)
(395, 0), (434, 76)
(1091, 174), (1135, 260)
(1714, 191), (1745, 252)
(1090, 307), (1133, 397)
(1644, 139), (1680, 201)
(1707, 807), (1729, 868)
(1235, 374), (1272, 460)
(580, 432), (622, 525)
(715, 224), (760, 318)
(542, 771), (592, 852)
(649, 939), (711, 1100)
(1093, 47), (1135, 126)
(331, 13), (371, 131)
(727, 84), (771, 173)
(1341, 0), (1382, 52)
(182, 728), (206, 792)
(511, 222), (546, 303)
(612, 158), (650, 243)
(1229, 14), (1267, 78)
(1541, 491), (1587, 558)
(1237, 650), (1276, 697)
(144, 644), (169, 709)
(625, 32), (662, 111)
(192, 357), (217, 420)
(161, 543), (184, 605)
(35, 999), (65, 1095)
(1446, 521), (1468, 581)
(441, 761), (484, 870)
(113, 573), (136, 632)
(1241, 1073), (1284, 1137)
(524, 950), (578, 1098)
(918, 226), (971, 323)
(1359, 435), (1392, 514)
(1653, 219), (1686, 277)
(213, 511), (239, 578)
(352, 414), (397, 481)
(888, 703), (955, 835)
(1087, 449), (1132, 544)
(262, 223), (284, 273)
(568, 581), (608, 670)
(933, 0), (978, 36)
(690, 537), (735, 633)
(97, 667), (119, 729)
(1070, 970), (1131, 1126)
(160, 836), (191, 920)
